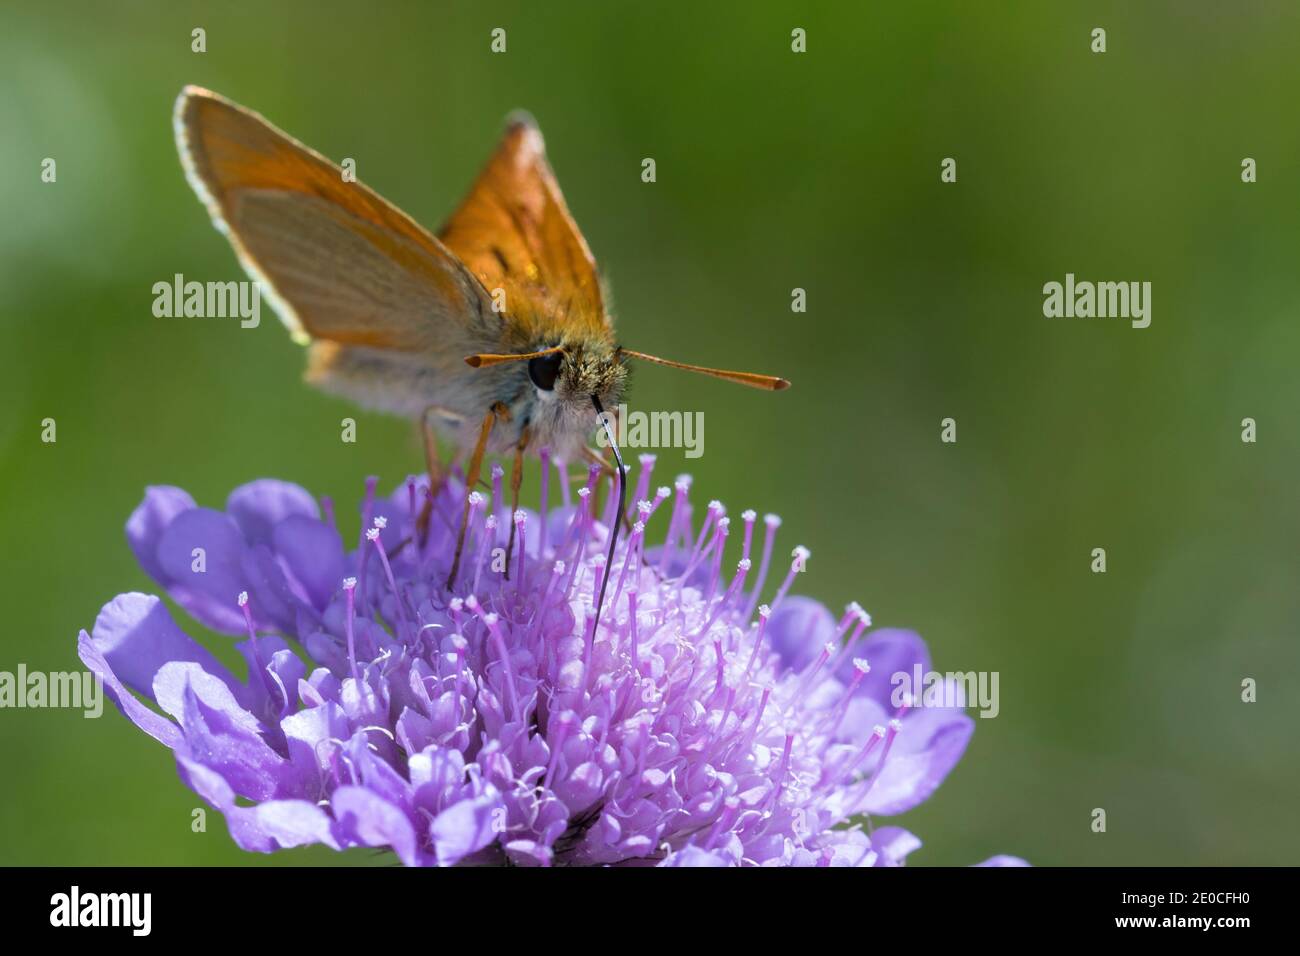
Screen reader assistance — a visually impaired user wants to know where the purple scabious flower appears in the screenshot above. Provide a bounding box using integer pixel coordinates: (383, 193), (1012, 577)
(80, 454), (1019, 866)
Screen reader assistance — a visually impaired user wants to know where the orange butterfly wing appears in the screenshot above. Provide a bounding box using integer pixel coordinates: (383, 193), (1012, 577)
(437, 114), (610, 343)
(175, 85), (496, 353)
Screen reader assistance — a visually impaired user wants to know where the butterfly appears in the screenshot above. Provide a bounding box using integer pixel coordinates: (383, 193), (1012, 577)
(173, 86), (788, 628)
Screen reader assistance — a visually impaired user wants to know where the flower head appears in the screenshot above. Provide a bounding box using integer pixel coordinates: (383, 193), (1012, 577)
(80, 455), (1015, 866)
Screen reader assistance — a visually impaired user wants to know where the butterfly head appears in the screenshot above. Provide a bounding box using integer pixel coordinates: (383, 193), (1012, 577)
(467, 337), (627, 454)
(525, 337), (627, 448)
(534, 340), (626, 405)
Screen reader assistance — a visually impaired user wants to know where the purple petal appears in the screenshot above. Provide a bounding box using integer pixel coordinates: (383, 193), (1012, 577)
(869, 826), (923, 866)
(860, 711), (974, 816)
(331, 786), (421, 866)
(504, 840), (553, 867)
(239, 545), (305, 634)
(661, 845), (732, 867)
(226, 479), (319, 547)
(765, 596), (836, 673)
(235, 636), (304, 732)
(846, 628), (933, 711)
(152, 662), (260, 736)
(126, 486), (196, 583)
(818, 829), (877, 867)
(90, 592), (243, 705)
(429, 790), (504, 866)
(153, 663), (287, 801)
(77, 630), (182, 749)
(248, 799), (341, 850)
(974, 854), (1031, 867)
(281, 701), (350, 781)
(176, 756), (339, 853)
(272, 515), (345, 610)
(155, 508), (249, 634)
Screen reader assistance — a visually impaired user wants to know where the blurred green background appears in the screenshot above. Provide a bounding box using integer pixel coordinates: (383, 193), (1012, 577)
(2, 0), (1297, 866)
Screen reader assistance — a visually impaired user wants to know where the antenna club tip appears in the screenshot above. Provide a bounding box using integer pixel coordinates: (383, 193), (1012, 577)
(464, 354), (484, 368)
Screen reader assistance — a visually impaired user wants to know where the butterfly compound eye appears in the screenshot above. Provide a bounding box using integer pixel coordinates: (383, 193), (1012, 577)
(528, 352), (563, 392)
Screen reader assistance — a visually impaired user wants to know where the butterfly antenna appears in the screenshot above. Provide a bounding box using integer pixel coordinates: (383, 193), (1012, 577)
(591, 395), (625, 638)
(618, 348), (790, 391)
(464, 345), (566, 369)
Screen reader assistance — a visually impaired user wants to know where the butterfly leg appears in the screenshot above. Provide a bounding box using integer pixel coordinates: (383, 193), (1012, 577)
(447, 402), (509, 589)
(503, 425), (532, 579)
(582, 444), (613, 516)
(414, 405), (465, 547)
(388, 407), (459, 560)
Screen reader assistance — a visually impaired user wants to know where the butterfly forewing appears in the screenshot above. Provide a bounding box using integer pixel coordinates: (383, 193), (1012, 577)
(438, 115), (609, 342)
(174, 85), (498, 353)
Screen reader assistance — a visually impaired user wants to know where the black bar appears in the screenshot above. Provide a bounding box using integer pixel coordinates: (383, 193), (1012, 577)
(1, 866), (1282, 940)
